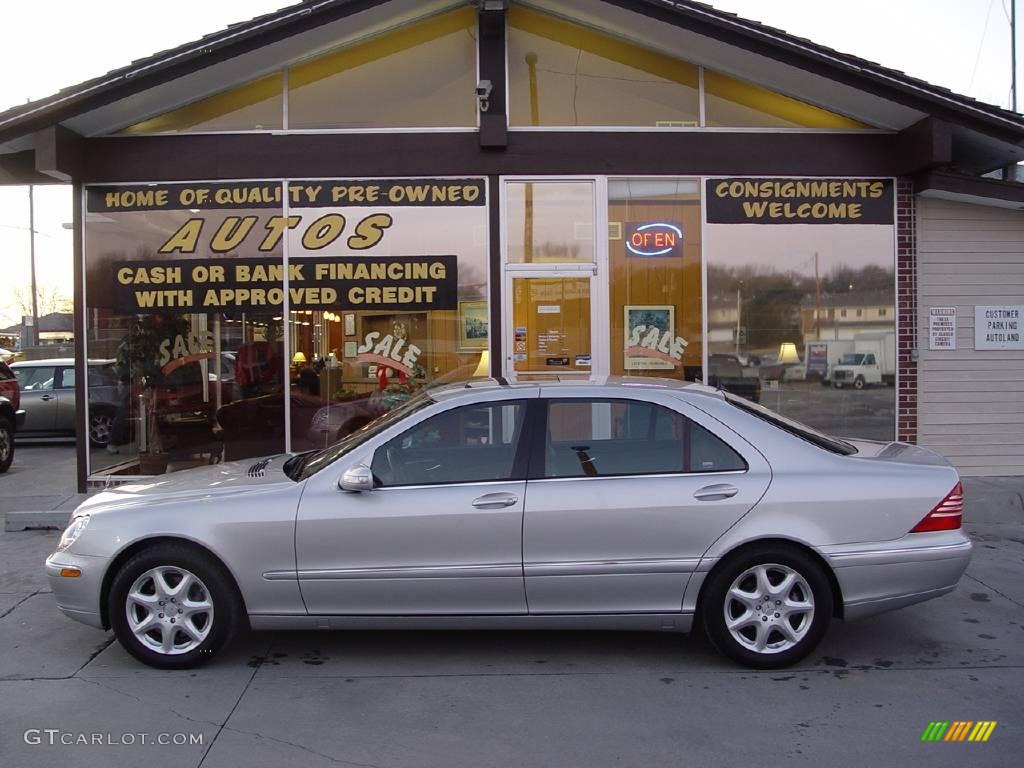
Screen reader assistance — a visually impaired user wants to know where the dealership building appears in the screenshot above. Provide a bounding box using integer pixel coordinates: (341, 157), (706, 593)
(0, 0), (1023, 489)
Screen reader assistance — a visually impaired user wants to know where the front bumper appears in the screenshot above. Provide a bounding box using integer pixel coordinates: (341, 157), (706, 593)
(822, 530), (973, 620)
(14, 409), (25, 429)
(44, 550), (109, 629)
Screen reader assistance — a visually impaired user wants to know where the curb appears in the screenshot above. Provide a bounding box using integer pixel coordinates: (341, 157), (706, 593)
(3, 510), (71, 532)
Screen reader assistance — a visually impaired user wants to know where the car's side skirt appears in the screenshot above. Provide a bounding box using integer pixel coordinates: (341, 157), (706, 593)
(248, 612), (695, 633)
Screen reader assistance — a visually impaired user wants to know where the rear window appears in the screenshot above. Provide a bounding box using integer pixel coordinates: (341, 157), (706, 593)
(724, 393), (857, 456)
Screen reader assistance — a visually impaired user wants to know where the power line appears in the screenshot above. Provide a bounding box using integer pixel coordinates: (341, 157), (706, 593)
(968, 0), (996, 93)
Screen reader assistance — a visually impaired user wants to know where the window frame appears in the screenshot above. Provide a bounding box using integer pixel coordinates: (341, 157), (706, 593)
(370, 398), (538, 489)
(528, 396), (748, 481)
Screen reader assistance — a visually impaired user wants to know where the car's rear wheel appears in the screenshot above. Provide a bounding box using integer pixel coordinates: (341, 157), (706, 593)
(89, 410), (115, 447)
(0, 417), (13, 473)
(108, 543), (242, 669)
(702, 544), (833, 669)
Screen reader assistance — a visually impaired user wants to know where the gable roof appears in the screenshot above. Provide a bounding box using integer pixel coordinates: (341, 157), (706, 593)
(1, 0), (1022, 171)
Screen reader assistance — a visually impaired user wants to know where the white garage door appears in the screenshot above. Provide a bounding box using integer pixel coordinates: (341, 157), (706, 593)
(917, 196), (1024, 476)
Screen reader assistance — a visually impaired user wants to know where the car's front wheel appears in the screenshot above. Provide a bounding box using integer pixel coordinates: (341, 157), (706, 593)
(108, 543), (242, 669)
(702, 545), (833, 669)
(89, 410), (115, 447)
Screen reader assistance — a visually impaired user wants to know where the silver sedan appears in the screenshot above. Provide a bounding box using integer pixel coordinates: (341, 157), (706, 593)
(46, 378), (971, 670)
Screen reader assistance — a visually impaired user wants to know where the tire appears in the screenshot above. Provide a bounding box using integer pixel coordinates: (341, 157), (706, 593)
(853, 376), (865, 390)
(701, 543), (833, 669)
(108, 542), (243, 669)
(89, 410), (115, 447)
(0, 417), (13, 474)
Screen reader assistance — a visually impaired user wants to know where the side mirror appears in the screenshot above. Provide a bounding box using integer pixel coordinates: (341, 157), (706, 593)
(338, 464), (374, 492)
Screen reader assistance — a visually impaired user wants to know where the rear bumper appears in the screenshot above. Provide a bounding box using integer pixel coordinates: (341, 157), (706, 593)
(821, 531), (972, 621)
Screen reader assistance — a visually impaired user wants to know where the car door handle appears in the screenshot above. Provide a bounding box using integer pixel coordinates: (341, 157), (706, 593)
(40, 394), (54, 401)
(472, 493), (518, 509)
(693, 484), (739, 501)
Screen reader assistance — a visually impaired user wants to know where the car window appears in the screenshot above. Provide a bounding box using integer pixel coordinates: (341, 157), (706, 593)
(14, 366), (55, 391)
(543, 399), (745, 478)
(58, 368), (75, 389)
(725, 392), (857, 455)
(863, 354), (876, 365)
(371, 401), (526, 487)
(88, 365), (119, 386)
(710, 356), (742, 377)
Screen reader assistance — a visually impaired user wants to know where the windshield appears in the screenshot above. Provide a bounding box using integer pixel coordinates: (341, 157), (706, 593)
(288, 393), (436, 481)
(724, 393), (857, 456)
(839, 353), (865, 366)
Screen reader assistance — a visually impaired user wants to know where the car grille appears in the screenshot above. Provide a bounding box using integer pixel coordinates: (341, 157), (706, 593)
(247, 458), (271, 478)
(832, 370), (848, 380)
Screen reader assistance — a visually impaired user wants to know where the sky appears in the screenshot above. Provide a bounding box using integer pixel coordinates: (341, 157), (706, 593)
(0, 0), (1014, 328)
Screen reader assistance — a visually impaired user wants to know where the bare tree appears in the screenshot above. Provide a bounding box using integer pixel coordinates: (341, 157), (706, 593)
(11, 285), (72, 317)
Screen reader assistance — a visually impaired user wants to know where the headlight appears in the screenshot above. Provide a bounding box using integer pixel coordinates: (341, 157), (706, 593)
(57, 515), (90, 552)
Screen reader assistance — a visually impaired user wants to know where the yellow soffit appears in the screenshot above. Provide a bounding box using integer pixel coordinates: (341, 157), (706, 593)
(704, 70), (866, 129)
(289, 6), (476, 89)
(510, 5), (698, 89)
(122, 74), (282, 134)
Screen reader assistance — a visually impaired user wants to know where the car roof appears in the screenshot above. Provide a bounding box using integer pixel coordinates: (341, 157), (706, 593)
(429, 376), (725, 401)
(11, 358), (114, 366)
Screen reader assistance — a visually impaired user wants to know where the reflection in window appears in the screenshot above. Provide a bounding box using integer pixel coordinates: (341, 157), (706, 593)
(120, 74), (284, 134)
(703, 71), (866, 129)
(372, 401), (525, 486)
(508, 5), (699, 127)
(506, 181), (594, 263)
(288, 7), (477, 129)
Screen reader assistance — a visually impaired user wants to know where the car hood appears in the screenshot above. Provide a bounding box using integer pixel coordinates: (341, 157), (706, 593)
(74, 454), (295, 515)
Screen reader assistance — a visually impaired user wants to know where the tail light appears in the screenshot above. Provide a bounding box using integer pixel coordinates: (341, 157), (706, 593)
(910, 481), (963, 533)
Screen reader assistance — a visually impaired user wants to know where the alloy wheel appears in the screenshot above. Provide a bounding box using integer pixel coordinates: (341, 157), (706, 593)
(0, 425), (10, 464)
(723, 563), (814, 654)
(90, 414), (114, 445)
(125, 566), (214, 655)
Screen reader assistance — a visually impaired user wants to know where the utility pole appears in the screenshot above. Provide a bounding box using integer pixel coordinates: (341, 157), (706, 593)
(814, 252), (821, 341)
(27, 185), (39, 348)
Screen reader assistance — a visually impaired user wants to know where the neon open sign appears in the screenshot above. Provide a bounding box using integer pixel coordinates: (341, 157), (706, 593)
(625, 222), (683, 257)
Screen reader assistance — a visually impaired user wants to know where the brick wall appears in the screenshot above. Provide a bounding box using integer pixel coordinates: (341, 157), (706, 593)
(896, 178), (917, 443)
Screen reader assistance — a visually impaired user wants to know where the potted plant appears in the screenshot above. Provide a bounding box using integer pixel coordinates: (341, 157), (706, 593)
(115, 314), (189, 475)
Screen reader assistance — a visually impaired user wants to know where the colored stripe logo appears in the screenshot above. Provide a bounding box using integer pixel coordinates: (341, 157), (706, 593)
(921, 721), (997, 742)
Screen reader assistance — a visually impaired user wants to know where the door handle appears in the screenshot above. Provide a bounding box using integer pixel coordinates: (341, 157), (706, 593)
(40, 395), (54, 401)
(472, 493), (518, 509)
(693, 484), (739, 501)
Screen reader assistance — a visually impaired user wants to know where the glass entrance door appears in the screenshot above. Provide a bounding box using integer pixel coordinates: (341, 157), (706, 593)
(502, 178), (606, 380)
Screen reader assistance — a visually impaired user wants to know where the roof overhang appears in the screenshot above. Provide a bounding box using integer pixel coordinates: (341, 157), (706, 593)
(916, 170), (1024, 211)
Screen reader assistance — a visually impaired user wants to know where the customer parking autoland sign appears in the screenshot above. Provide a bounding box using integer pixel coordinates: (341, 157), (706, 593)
(975, 305), (1023, 350)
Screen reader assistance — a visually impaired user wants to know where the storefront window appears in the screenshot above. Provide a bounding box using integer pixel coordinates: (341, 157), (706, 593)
(120, 74), (284, 134)
(704, 177), (896, 440)
(508, 5), (699, 127)
(506, 181), (594, 263)
(703, 71), (866, 129)
(84, 178), (490, 476)
(84, 182), (287, 476)
(287, 7), (477, 129)
(609, 178), (702, 379)
(285, 178), (490, 451)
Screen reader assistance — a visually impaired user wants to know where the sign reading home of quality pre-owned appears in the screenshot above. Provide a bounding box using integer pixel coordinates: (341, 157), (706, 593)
(706, 178), (895, 224)
(112, 256), (457, 313)
(975, 305), (1023, 350)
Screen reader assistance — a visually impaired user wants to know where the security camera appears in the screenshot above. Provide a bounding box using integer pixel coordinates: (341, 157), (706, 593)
(476, 79), (493, 112)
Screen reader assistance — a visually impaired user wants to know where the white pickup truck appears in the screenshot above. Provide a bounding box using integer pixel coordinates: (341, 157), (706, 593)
(830, 332), (895, 389)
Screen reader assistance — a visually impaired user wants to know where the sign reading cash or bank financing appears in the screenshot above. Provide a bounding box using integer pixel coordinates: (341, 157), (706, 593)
(89, 180), (483, 314)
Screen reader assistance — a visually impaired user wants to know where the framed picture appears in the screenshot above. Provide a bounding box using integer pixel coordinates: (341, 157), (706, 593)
(343, 313), (356, 337)
(458, 300), (489, 350)
(624, 305), (675, 370)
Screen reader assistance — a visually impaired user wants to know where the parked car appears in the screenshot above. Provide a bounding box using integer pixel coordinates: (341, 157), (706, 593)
(46, 377), (969, 670)
(706, 353), (761, 402)
(0, 361), (26, 473)
(10, 359), (126, 447)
